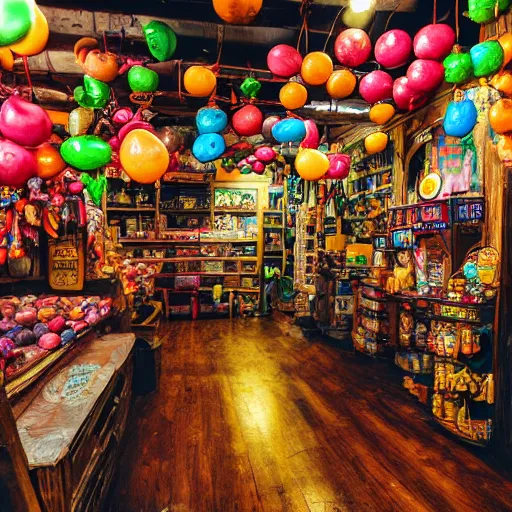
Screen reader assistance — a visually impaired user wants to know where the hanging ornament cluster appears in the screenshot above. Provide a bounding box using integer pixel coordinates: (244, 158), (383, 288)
(193, 107), (227, 163)
(466, 0), (511, 24)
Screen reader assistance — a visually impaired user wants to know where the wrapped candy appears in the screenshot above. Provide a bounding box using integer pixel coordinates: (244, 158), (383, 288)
(38, 332), (61, 350)
(14, 328), (36, 347)
(33, 323), (49, 340)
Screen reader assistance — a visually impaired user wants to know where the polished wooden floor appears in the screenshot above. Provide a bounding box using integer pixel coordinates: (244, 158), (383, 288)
(110, 318), (512, 512)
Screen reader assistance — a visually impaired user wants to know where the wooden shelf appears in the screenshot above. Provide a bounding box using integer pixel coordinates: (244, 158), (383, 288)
(214, 209), (257, 214)
(119, 239), (199, 244)
(264, 225), (284, 229)
(107, 207), (156, 212)
(131, 257), (258, 262)
(199, 286), (260, 293)
(0, 276), (46, 284)
(152, 272), (257, 278)
(161, 209), (211, 214)
(264, 209), (284, 214)
(200, 238), (258, 243)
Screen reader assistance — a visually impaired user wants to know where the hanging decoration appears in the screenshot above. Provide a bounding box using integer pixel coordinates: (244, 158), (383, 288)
(156, 126), (182, 152)
(413, 24), (455, 61)
(68, 107), (95, 136)
(300, 120), (320, 149)
(272, 118), (306, 143)
(34, 143), (66, 180)
(369, 103), (396, 125)
(489, 98), (512, 134)
(359, 71), (393, 105)
(334, 28), (372, 68)
(470, 41), (504, 78)
(0, 48), (14, 71)
(0, 0), (35, 47)
(490, 70), (512, 96)
(128, 65), (159, 92)
(444, 46), (474, 84)
(8, 3), (48, 56)
(326, 69), (357, 99)
(498, 32), (512, 67)
(444, 99), (478, 138)
(365, 132), (388, 154)
(267, 44), (303, 78)
(184, 66), (217, 97)
(0, 139), (37, 187)
(374, 29), (412, 69)
(232, 105), (263, 137)
(196, 107), (228, 134)
(406, 59), (444, 93)
(193, 133), (226, 163)
(295, 149), (329, 181)
(212, 0), (263, 25)
(301, 52), (333, 86)
(279, 82), (308, 110)
(60, 135), (112, 171)
(262, 116), (280, 141)
(466, 0), (511, 24)
(74, 76), (110, 109)
(240, 77), (262, 99)
(326, 154), (351, 180)
(144, 20), (177, 62)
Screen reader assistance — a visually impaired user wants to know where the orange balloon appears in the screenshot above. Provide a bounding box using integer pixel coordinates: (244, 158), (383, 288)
(301, 52), (333, 86)
(45, 109), (70, 126)
(365, 132), (388, 154)
(326, 69), (356, 99)
(212, 0), (262, 25)
(369, 103), (396, 125)
(498, 134), (512, 165)
(499, 32), (512, 68)
(120, 129), (170, 184)
(295, 149), (329, 181)
(279, 82), (308, 110)
(35, 143), (66, 180)
(491, 70), (512, 97)
(0, 48), (14, 71)
(184, 66), (217, 97)
(9, 5), (49, 56)
(490, 98), (512, 134)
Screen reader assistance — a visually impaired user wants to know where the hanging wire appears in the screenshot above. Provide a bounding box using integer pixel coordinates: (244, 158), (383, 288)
(323, 6), (345, 53)
(384, 0), (405, 32)
(455, 0), (460, 42)
(297, 0), (313, 54)
(433, 0), (437, 24)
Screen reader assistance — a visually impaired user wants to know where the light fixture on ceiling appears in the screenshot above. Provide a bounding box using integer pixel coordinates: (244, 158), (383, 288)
(343, 0), (376, 28)
(349, 0), (376, 14)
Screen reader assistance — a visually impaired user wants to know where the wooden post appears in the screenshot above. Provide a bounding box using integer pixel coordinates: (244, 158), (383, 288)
(0, 385), (41, 512)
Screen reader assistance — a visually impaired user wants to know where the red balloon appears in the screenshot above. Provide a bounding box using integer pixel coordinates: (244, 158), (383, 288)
(0, 139), (37, 187)
(407, 59), (444, 93)
(413, 24), (455, 61)
(267, 44), (303, 78)
(0, 94), (53, 148)
(326, 154), (350, 180)
(232, 105), (263, 137)
(393, 76), (428, 112)
(359, 71), (393, 105)
(375, 30), (412, 69)
(334, 29), (372, 68)
(118, 120), (156, 142)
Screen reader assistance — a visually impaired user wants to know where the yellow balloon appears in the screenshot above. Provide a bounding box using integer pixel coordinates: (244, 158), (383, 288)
(326, 69), (356, 99)
(0, 48), (14, 71)
(279, 82), (308, 110)
(365, 132), (389, 155)
(301, 52), (333, 86)
(295, 149), (329, 181)
(9, 4), (49, 57)
(369, 104), (395, 125)
(184, 66), (217, 97)
(120, 129), (170, 184)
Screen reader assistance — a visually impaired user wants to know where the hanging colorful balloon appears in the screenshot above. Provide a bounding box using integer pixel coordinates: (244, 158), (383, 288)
(326, 154), (351, 180)
(0, 49), (14, 71)
(467, 0), (511, 24)
(359, 71), (393, 105)
(499, 32), (512, 68)
(301, 52), (333, 86)
(374, 29), (412, 69)
(61, 135), (112, 171)
(79, 49), (119, 83)
(254, 146), (277, 163)
(406, 59), (444, 93)
(184, 66), (217, 97)
(240, 77), (261, 99)
(295, 149), (329, 181)
(300, 120), (320, 150)
(413, 24), (455, 61)
(470, 41), (504, 78)
(279, 82), (308, 110)
(272, 119), (306, 143)
(128, 66), (159, 92)
(490, 99), (512, 134)
(267, 44), (303, 78)
(491, 70), (512, 97)
(0, 0), (35, 47)
(443, 99), (478, 138)
(232, 105), (263, 137)
(326, 69), (357, 100)
(212, 0), (262, 25)
(196, 107), (228, 134)
(193, 133), (226, 163)
(34, 143), (66, 180)
(120, 129), (170, 183)
(334, 29), (372, 68)
(443, 47), (474, 85)
(0, 94), (53, 148)
(262, 116), (280, 141)
(0, 139), (37, 187)
(369, 103), (396, 125)
(74, 75), (110, 109)
(144, 20), (177, 62)
(67, 107), (94, 136)
(365, 132), (388, 154)
(393, 76), (428, 111)
(156, 126), (182, 153)
(8, 4), (48, 56)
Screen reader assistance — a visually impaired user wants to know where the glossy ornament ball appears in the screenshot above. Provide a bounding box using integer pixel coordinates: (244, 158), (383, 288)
(393, 76), (428, 112)
(9, 4), (48, 57)
(359, 70), (393, 105)
(279, 82), (308, 110)
(184, 66), (217, 97)
(35, 143), (66, 180)
(468, 0), (511, 24)
(301, 52), (333, 86)
(407, 59), (444, 93)
(120, 129), (170, 183)
(196, 107), (228, 134)
(326, 154), (351, 180)
(272, 118), (306, 143)
(267, 45), (303, 78)
(295, 149), (329, 181)
(212, 0), (262, 25)
(471, 41), (504, 78)
(444, 100), (478, 138)
(365, 132), (388, 154)
(144, 20), (177, 62)
(61, 135), (112, 171)
(443, 48), (473, 84)
(413, 24), (455, 61)
(232, 105), (263, 137)
(0, 139), (37, 187)
(128, 66), (159, 92)
(369, 103), (395, 125)
(192, 133), (226, 163)
(334, 29), (372, 68)
(374, 30), (412, 69)
(326, 69), (357, 99)
(499, 32), (512, 68)
(0, 0), (35, 47)
(489, 99), (512, 134)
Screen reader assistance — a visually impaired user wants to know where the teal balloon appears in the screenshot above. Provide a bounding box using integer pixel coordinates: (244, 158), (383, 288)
(272, 119), (306, 143)
(443, 51), (473, 84)
(468, 0), (511, 24)
(470, 41), (504, 78)
(74, 75), (110, 109)
(61, 136), (112, 171)
(0, 0), (34, 47)
(128, 66), (159, 92)
(193, 133), (226, 163)
(144, 20), (177, 62)
(443, 100), (478, 138)
(196, 108), (228, 134)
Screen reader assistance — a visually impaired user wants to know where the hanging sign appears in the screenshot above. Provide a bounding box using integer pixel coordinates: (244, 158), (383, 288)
(48, 236), (85, 291)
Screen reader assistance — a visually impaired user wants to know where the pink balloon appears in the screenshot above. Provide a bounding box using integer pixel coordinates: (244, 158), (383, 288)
(254, 146), (277, 163)
(112, 107), (134, 125)
(334, 29), (372, 68)
(300, 119), (320, 149)
(326, 154), (350, 180)
(375, 30), (412, 69)
(0, 95), (53, 148)
(359, 71), (393, 105)
(413, 24), (455, 61)
(393, 76), (428, 112)
(232, 105), (263, 137)
(262, 116), (280, 141)
(252, 161), (265, 174)
(108, 136), (121, 152)
(407, 59), (444, 93)
(267, 45), (303, 78)
(0, 139), (37, 187)
(118, 120), (156, 142)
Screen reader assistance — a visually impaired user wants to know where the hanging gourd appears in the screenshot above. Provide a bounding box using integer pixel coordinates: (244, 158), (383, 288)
(490, 70), (512, 96)
(143, 20), (177, 62)
(279, 82), (308, 110)
(393, 76), (428, 111)
(326, 69), (357, 100)
(413, 24), (455, 61)
(0, 139), (37, 187)
(128, 66), (159, 92)
(470, 41), (504, 78)
(212, 0), (262, 25)
(489, 98), (512, 134)
(34, 143), (66, 180)
(467, 0), (511, 24)
(0, 0), (35, 47)
(295, 149), (329, 181)
(267, 45), (303, 78)
(8, 4), (48, 56)
(359, 71), (393, 105)
(443, 99), (478, 138)
(184, 66), (217, 97)
(443, 46), (474, 84)
(365, 132), (388, 154)
(374, 29), (412, 69)
(407, 59), (444, 93)
(334, 29), (372, 68)
(369, 103), (396, 125)
(301, 52), (333, 86)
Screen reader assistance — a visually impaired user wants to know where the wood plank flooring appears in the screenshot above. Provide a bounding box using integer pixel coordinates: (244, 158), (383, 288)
(109, 318), (512, 512)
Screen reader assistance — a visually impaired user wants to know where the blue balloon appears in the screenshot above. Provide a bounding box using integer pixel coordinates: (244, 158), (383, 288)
(443, 99), (478, 138)
(193, 133), (226, 163)
(196, 107), (228, 135)
(272, 119), (306, 143)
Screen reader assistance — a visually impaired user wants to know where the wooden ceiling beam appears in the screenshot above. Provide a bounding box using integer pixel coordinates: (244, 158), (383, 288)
(285, 0), (417, 11)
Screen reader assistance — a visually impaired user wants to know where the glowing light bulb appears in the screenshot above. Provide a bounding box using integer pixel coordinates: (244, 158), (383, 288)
(343, 0), (376, 28)
(349, 0), (376, 13)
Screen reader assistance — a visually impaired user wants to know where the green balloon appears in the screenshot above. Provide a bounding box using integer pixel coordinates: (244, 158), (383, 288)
(74, 75), (110, 109)
(61, 135), (112, 171)
(128, 66), (159, 92)
(144, 20), (177, 62)
(240, 77), (262, 99)
(444, 51), (474, 84)
(468, 0), (511, 24)
(0, 0), (35, 47)
(470, 41), (504, 78)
